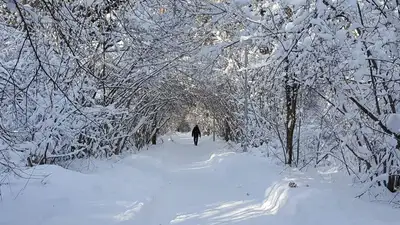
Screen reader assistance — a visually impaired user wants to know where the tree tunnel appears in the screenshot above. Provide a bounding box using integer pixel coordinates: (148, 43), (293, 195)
(4, 0), (400, 194)
(0, 0), (251, 167)
(134, 71), (244, 148)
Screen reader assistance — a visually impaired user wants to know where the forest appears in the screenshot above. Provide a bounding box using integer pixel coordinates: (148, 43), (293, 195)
(1, 0), (399, 198)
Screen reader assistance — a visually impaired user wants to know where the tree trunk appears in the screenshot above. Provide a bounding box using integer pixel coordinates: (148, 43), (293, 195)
(151, 116), (158, 145)
(151, 132), (157, 145)
(284, 58), (299, 167)
(224, 118), (230, 142)
(387, 158), (400, 192)
(387, 175), (400, 193)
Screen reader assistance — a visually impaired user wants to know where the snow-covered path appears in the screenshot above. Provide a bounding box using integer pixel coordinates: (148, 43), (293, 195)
(0, 133), (398, 225)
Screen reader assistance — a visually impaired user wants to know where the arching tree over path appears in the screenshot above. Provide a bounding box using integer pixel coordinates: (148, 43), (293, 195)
(1, 0), (400, 194)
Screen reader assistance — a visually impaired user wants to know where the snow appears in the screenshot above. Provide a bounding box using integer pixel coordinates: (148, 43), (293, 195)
(284, 0), (307, 6)
(285, 22), (295, 32)
(82, 0), (96, 5)
(0, 134), (398, 225)
(336, 30), (348, 42)
(6, 0), (17, 12)
(233, 0), (251, 5)
(387, 113), (400, 133)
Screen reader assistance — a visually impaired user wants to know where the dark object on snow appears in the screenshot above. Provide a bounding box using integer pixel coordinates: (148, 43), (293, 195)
(192, 125), (201, 146)
(288, 181), (297, 188)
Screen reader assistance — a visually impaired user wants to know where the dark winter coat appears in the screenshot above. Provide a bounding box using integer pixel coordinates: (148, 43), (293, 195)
(192, 125), (201, 138)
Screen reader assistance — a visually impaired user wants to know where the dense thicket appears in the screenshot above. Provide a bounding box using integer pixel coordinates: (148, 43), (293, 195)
(227, 0), (400, 194)
(0, 0), (220, 166)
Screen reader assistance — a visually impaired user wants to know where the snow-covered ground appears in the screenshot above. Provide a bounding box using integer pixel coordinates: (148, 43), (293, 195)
(0, 133), (398, 225)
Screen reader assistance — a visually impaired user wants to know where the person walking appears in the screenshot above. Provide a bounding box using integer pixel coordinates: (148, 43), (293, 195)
(191, 125), (201, 146)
